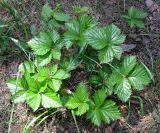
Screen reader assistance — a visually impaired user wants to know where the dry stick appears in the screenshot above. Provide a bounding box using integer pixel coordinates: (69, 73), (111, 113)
(8, 71), (20, 133)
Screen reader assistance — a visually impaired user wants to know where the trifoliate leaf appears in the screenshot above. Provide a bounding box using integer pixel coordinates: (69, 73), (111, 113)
(66, 83), (90, 115)
(41, 3), (53, 21)
(86, 24), (125, 63)
(28, 32), (52, 55)
(87, 89), (120, 126)
(86, 24), (125, 50)
(123, 6), (147, 28)
(41, 92), (62, 108)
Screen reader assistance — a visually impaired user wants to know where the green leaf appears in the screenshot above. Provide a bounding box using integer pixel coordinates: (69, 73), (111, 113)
(129, 7), (147, 19)
(28, 32), (52, 55)
(87, 89), (120, 126)
(41, 3), (53, 21)
(123, 7), (147, 28)
(34, 67), (49, 82)
(50, 65), (58, 75)
(128, 63), (152, 90)
(14, 90), (27, 103)
(86, 24), (125, 63)
(93, 89), (106, 107)
(112, 46), (122, 60)
(52, 48), (61, 60)
(86, 24), (125, 50)
(27, 92), (41, 112)
(73, 5), (89, 14)
(36, 51), (53, 67)
(64, 15), (97, 47)
(19, 61), (35, 74)
(65, 83), (90, 115)
(114, 78), (132, 102)
(7, 78), (23, 95)
(48, 79), (62, 92)
(41, 92), (62, 108)
(121, 56), (137, 75)
(98, 47), (114, 63)
(53, 12), (70, 22)
(49, 30), (60, 43)
(60, 57), (81, 72)
(53, 69), (70, 79)
(90, 75), (101, 85)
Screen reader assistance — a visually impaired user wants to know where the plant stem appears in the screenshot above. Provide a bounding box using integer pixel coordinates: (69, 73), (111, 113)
(71, 110), (80, 133)
(84, 54), (102, 68)
(8, 71), (20, 133)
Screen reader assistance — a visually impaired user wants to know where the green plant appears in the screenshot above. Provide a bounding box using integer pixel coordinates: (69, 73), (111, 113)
(108, 56), (152, 102)
(7, 4), (153, 130)
(7, 64), (70, 111)
(122, 6), (147, 28)
(66, 83), (120, 126)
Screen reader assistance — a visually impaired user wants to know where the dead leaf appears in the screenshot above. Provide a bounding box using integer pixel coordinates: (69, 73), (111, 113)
(121, 44), (137, 52)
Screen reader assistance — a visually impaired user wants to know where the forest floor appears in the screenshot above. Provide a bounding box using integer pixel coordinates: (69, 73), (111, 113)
(0, 0), (160, 132)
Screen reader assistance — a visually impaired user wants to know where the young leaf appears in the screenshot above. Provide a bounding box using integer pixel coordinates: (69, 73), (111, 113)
(64, 15), (97, 48)
(123, 6), (147, 28)
(87, 89), (120, 126)
(65, 83), (90, 115)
